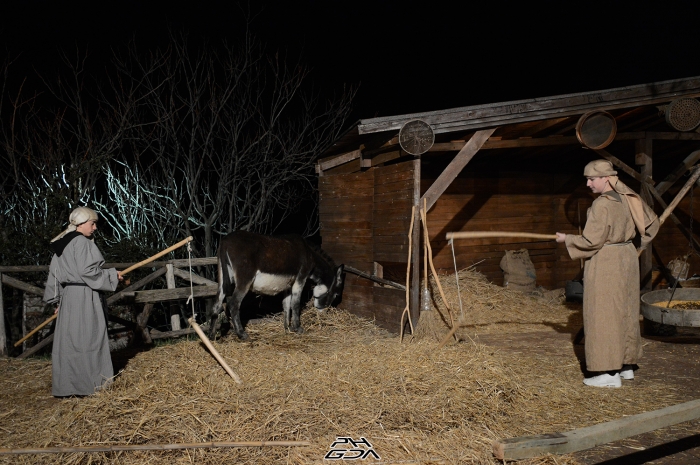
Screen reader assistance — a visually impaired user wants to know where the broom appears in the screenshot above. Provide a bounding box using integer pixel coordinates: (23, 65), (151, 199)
(414, 199), (457, 342)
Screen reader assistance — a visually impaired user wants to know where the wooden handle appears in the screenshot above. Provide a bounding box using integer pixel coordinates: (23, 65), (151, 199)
(120, 236), (193, 276)
(188, 317), (242, 384)
(14, 313), (57, 347)
(446, 231), (557, 240)
(16, 237), (193, 349)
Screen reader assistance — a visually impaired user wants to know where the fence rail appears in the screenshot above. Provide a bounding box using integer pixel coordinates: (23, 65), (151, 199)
(0, 257), (219, 358)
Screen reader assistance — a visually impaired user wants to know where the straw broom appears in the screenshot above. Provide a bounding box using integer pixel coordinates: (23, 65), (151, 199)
(414, 200), (457, 342)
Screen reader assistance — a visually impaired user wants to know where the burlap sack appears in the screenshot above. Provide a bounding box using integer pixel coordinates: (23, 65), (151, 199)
(667, 257), (689, 281)
(500, 249), (536, 293)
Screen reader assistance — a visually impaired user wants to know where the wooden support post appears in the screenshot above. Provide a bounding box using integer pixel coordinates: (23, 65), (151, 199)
(411, 158), (422, 329)
(645, 182), (700, 252)
(136, 303), (154, 344)
(636, 138), (653, 290)
(493, 398), (700, 460)
(655, 150), (700, 195)
(595, 148), (655, 185)
(166, 264), (181, 331)
(420, 128), (496, 211)
(0, 272), (6, 357)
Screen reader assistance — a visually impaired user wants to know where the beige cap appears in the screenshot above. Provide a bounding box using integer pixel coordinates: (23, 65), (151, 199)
(583, 159), (617, 177)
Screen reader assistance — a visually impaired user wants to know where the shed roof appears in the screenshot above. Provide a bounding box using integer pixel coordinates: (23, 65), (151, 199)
(321, 76), (700, 160)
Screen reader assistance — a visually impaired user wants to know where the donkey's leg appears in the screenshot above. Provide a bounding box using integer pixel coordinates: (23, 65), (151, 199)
(228, 283), (252, 340)
(208, 258), (231, 338)
(288, 278), (306, 334)
(282, 292), (292, 332)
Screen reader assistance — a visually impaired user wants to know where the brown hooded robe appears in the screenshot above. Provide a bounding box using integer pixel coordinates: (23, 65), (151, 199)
(565, 188), (658, 372)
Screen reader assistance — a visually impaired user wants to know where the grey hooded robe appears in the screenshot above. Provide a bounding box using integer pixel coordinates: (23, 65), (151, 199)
(43, 234), (119, 396)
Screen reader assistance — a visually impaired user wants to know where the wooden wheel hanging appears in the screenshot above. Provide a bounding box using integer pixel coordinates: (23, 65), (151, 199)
(399, 119), (434, 155)
(575, 110), (617, 149)
(665, 98), (700, 132)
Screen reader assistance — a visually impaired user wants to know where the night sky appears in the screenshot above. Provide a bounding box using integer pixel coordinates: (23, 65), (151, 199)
(2, 1), (700, 123)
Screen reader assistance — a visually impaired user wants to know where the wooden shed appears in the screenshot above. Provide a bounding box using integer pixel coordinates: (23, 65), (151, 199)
(317, 76), (700, 332)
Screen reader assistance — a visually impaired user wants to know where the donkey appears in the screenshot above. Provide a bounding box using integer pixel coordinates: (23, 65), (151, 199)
(208, 230), (344, 340)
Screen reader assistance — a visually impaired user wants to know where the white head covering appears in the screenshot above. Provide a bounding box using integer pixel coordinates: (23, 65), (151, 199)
(50, 207), (99, 243)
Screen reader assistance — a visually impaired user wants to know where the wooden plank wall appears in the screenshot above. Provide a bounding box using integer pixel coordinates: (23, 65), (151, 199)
(320, 162), (700, 330)
(424, 170), (700, 290)
(372, 161), (417, 331)
(424, 171), (593, 289)
(319, 171), (375, 322)
(319, 160), (418, 333)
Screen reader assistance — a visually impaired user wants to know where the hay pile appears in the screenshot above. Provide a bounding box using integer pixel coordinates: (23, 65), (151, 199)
(0, 271), (696, 464)
(415, 268), (579, 342)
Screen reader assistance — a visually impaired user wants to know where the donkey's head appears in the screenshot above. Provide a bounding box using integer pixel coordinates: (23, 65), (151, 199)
(312, 264), (344, 310)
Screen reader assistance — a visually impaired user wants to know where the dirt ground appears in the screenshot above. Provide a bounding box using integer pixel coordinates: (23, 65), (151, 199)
(475, 319), (700, 465)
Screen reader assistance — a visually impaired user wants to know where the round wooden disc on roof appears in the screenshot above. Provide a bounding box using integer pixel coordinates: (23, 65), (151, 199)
(399, 119), (434, 155)
(665, 98), (700, 132)
(575, 110), (617, 150)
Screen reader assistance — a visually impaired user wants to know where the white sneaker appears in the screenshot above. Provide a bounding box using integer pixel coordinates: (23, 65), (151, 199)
(583, 373), (621, 388)
(619, 369), (634, 380)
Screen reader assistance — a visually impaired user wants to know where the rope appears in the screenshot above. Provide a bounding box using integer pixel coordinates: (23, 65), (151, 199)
(186, 242), (196, 321)
(450, 238), (465, 318)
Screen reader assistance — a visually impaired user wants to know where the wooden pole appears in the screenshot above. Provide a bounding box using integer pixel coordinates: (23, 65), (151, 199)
(188, 317), (242, 384)
(14, 237), (194, 348)
(0, 440), (310, 455)
(0, 272), (6, 356)
(14, 314), (56, 347)
(493, 398), (700, 460)
(657, 165), (700, 226)
(120, 236), (193, 276)
(446, 231), (557, 241)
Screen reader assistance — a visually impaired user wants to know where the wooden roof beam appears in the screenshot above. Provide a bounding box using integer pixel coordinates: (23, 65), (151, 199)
(518, 117), (571, 137)
(424, 131), (700, 153)
(655, 150), (700, 195)
(316, 149), (362, 174)
(594, 148), (655, 185)
(421, 128), (496, 211)
(358, 76), (700, 135)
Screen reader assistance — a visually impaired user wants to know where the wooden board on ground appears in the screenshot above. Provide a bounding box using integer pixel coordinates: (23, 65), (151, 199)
(493, 398), (700, 460)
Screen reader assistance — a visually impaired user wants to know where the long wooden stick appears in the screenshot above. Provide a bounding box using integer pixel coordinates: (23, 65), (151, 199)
(446, 231), (557, 241)
(120, 236), (193, 275)
(15, 237), (194, 348)
(14, 314), (56, 347)
(0, 440), (310, 455)
(658, 165), (700, 226)
(188, 317), (242, 384)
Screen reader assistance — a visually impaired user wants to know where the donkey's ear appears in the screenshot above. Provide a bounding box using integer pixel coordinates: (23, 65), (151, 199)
(335, 264), (345, 282)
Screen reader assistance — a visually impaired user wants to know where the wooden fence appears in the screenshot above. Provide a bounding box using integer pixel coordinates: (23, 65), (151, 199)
(0, 257), (218, 359)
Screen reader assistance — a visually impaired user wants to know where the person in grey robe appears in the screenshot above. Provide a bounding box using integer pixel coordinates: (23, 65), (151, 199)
(43, 207), (123, 397)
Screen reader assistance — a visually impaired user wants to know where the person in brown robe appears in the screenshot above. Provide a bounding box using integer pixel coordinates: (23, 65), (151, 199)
(556, 160), (659, 388)
(43, 207), (123, 397)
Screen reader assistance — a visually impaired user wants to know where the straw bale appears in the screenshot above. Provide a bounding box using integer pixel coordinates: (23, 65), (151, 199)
(415, 268), (579, 342)
(0, 296), (698, 464)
